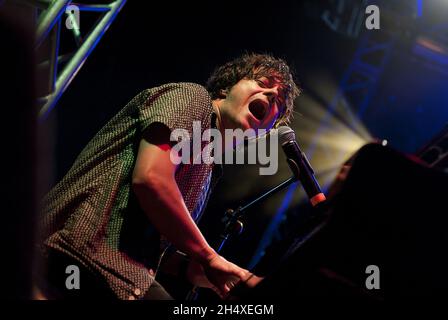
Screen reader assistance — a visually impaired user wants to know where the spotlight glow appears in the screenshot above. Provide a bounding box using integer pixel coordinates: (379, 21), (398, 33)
(291, 76), (373, 191)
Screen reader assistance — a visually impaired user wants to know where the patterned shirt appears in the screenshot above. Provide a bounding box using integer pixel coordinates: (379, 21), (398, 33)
(40, 83), (222, 300)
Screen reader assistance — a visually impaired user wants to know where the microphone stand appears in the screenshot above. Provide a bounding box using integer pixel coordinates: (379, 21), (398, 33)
(185, 176), (297, 301)
(215, 176), (296, 251)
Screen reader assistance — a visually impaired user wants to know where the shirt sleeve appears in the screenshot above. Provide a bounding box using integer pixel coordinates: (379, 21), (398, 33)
(138, 82), (212, 138)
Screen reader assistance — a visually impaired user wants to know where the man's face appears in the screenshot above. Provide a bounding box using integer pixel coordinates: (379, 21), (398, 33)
(217, 76), (286, 134)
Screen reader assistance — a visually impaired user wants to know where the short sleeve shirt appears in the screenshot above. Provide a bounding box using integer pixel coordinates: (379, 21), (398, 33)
(40, 83), (221, 300)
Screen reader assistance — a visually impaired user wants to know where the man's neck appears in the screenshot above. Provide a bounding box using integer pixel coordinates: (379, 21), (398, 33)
(211, 101), (232, 154)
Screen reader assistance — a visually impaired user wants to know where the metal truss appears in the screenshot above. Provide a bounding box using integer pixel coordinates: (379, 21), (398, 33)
(310, 0), (447, 164)
(32, 0), (127, 119)
(307, 29), (396, 164)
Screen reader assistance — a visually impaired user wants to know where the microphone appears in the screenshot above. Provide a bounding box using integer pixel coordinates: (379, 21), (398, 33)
(278, 126), (326, 207)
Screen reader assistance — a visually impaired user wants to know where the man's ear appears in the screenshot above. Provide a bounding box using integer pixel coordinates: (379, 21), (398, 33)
(218, 89), (228, 99)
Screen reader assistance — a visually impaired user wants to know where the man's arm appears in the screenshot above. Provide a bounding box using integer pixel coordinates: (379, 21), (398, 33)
(132, 122), (248, 295)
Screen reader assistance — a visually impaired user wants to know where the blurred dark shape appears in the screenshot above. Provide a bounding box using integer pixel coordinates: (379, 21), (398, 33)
(237, 143), (448, 300)
(0, 4), (37, 299)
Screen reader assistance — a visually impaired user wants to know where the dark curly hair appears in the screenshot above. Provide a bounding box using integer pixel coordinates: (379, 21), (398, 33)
(206, 53), (301, 127)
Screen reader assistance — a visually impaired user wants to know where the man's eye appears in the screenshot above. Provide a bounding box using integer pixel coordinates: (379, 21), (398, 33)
(256, 79), (267, 87)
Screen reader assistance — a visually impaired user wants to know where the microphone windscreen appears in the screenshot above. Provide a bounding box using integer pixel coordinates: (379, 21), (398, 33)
(277, 126), (296, 145)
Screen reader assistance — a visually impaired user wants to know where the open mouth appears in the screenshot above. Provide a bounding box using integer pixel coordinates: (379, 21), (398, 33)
(248, 100), (268, 121)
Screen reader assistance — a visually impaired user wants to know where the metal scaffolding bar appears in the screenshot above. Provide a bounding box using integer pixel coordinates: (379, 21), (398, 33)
(37, 0), (127, 119)
(72, 3), (111, 12)
(36, 0), (71, 48)
(47, 18), (60, 93)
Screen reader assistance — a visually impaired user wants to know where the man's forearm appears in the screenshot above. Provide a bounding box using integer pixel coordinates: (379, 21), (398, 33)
(132, 174), (216, 264)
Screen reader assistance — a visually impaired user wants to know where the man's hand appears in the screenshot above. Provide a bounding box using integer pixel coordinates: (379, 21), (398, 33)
(186, 254), (264, 299)
(198, 253), (250, 297)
